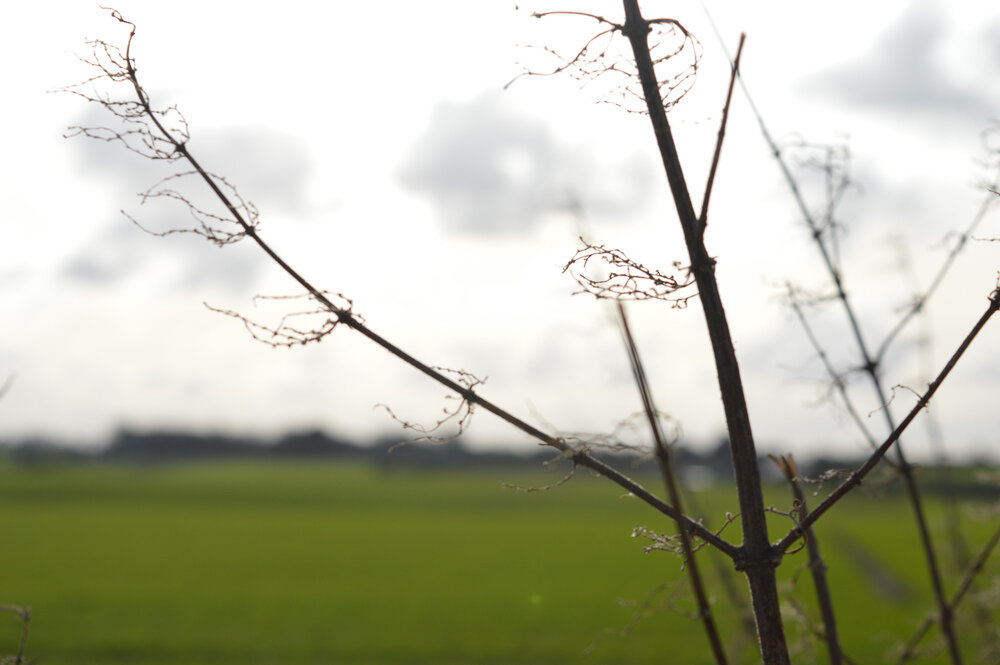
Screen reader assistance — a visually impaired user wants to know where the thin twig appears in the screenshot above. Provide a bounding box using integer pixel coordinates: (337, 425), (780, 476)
(785, 284), (882, 454)
(776, 288), (1000, 552)
(772, 454), (842, 665)
(699, 32), (745, 235)
(618, 302), (729, 665)
(898, 523), (1000, 664)
(876, 178), (1000, 363)
(698, 5), (967, 658)
(619, 3), (790, 661)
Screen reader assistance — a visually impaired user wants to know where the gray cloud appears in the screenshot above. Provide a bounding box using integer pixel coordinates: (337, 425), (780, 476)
(59, 213), (262, 296)
(982, 21), (1000, 70)
(801, 3), (997, 123)
(398, 93), (653, 235)
(61, 222), (146, 285)
(68, 105), (315, 216)
(64, 110), (316, 293)
(195, 128), (315, 216)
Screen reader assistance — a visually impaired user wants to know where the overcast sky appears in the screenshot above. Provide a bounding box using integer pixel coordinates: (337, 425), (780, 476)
(1, 1), (999, 462)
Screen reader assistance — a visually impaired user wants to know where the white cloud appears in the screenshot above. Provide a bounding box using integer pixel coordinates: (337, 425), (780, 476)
(398, 93), (654, 234)
(802, 2), (997, 124)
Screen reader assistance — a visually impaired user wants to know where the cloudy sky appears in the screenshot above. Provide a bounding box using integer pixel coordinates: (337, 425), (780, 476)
(1, 1), (999, 462)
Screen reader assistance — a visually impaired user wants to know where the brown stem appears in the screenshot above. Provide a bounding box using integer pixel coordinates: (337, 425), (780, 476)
(699, 32), (745, 235)
(619, 3), (788, 662)
(618, 302), (729, 665)
(705, 13), (964, 657)
(774, 455), (842, 665)
(683, 489), (759, 645)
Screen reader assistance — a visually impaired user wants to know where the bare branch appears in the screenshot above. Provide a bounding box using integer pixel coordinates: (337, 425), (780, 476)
(62, 8), (740, 563)
(563, 240), (696, 303)
(730, 39), (962, 658)
(699, 32), (745, 234)
(377, 367), (486, 446)
(785, 283), (883, 454)
(618, 301), (729, 664)
(204, 292), (355, 348)
(877, 188), (1000, 361)
(776, 286), (1000, 553)
(619, 2), (790, 660)
(772, 454), (843, 665)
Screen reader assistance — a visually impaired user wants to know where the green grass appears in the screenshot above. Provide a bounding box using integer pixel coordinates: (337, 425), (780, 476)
(0, 460), (997, 664)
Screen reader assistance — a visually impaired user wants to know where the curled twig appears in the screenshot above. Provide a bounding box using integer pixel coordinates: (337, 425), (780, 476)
(508, 9), (701, 114)
(564, 240), (696, 303)
(377, 367), (486, 446)
(126, 171), (260, 245)
(57, 12), (189, 162)
(502, 451), (578, 492)
(204, 291), (355, 348)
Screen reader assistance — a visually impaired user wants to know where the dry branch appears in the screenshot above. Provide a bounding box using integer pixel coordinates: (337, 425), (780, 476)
(701, 11), (980, 659)
(699, 32), (745, 234)
(772, 454), (842, 665)
(777, 286), (1000, 552)
(618, 302), (729, 665)
(618, 2), (789, 660)
(62, 6), (739, 563)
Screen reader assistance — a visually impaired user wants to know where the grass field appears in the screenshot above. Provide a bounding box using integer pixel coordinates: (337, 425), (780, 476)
(0, 459), (997, 664)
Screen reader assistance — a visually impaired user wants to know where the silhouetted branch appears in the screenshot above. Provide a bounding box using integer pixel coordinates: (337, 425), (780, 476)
(63, 7), (739, 564)
(377, 366), (485, 446)
(699, 32), (745, 234)
(618, 301), (729, 664)
(876, 182), (1000, 362)
(772, 454), (842, 665)
(777, 285), (1000, 553)
(124, 170), (260, 246)
(619, 1), (789, 660)
(706, 12), (966, 655)
(785, 283), (882, 454)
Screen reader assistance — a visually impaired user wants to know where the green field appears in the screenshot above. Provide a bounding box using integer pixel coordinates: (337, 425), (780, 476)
(0, 460), (997, 664)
